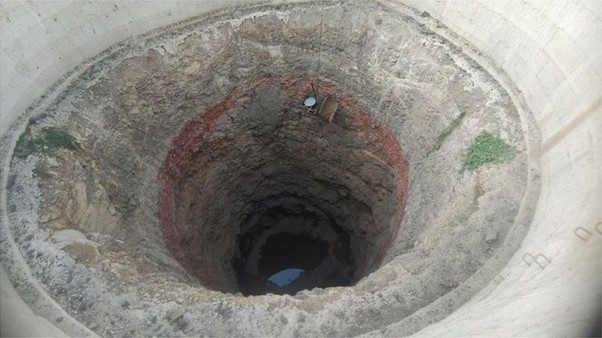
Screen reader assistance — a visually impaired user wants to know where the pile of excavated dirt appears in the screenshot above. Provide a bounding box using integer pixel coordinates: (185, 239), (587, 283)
(2, 1), (539, 336)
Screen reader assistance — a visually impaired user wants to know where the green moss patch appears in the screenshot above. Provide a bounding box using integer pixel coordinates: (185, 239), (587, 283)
(14, 126), (79, 158)
(462, 131), (516, 171)
(428, 111), (466, 155)
(401, 241), (415, 253)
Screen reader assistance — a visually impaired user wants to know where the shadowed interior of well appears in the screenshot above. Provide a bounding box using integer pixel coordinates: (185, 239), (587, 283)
(157, 76), (408, 294)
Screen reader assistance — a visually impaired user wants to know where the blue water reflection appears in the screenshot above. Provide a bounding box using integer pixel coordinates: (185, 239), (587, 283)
(267, 268), (305, 287)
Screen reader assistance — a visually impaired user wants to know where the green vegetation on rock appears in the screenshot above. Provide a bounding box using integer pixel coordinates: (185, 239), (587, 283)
(401, 241), (415, 253)
(428, 111), (466, 155)
(14, 126), (79, 158)
(462, 131), (516, 172)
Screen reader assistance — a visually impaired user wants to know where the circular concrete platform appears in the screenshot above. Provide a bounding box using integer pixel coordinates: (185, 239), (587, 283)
(1, 1), (599, 337)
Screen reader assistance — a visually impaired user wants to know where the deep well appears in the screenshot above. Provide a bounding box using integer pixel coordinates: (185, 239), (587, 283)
(0, 1), (600, 337)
